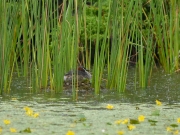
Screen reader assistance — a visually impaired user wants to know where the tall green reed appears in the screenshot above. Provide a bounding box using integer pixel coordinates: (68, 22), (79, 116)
(133, 0), (155, 88)
(106, 0), (135, 92)
(151, 0), (179, 73)
(0, 1), (21, 93)
(0, 0), (179, 94)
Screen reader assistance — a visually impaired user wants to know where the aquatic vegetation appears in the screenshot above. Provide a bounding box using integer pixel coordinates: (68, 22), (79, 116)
(138, 115), (145, 122)
(151, 109), (160, 116)
(0, 127), (2, 133)
(127, 124), (136, 131)
(0, 0), (179, 94)
(10, 128), (17, 133)
(3, 120), (11, 125)
(66, 130), (75, 135)
(20, 128), (32, 133)
(155, 100), (162, 106)
(106, 104), (114, 110)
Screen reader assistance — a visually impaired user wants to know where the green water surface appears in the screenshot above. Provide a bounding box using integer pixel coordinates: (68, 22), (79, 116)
(0, 68), (180, 135)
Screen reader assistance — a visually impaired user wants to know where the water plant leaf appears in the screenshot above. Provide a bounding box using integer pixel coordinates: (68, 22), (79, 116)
(106, 122), (112, 125)
(130, 119), (140, 124)
(170, 124), (178, 128)
(83, 123), (92, 127)
(148, 119), (158, 126)
(151, 109), (160, 116)
(75, 114), (86, 123)
(20, 128), (31, 133)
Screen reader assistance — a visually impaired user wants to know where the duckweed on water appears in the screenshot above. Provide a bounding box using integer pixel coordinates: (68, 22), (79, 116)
(0, 98), (180, 135)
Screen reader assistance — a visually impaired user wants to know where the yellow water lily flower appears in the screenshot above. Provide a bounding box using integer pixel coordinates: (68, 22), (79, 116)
(106, 104), (114, 110)
(3, 120), (11, 125)
(173, 130), (179, 135)
(166, 127), (172, 132)
(24, 106), (31, 111)
(10, 128), (17, 133)
(115, 120), (122, 125)
(11, 98), (17, 101)
(177, 118), (180, 123)
(117, 130), (124, 135)
(66, 130), (75, 135)
(138, 115), (145, 122)
(127, 124), (136, 130)
(155, 100), (162, 106)
(24, 106), (40, 118)
(33, 113), (39, 118)
(122, 119), (129, 124)
(26, 109), (34, 116)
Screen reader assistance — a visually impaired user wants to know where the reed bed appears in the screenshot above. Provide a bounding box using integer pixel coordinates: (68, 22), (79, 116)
(0, 0), (179, 94)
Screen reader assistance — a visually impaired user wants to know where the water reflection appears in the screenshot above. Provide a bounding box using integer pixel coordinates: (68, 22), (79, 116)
(1, 68), (180, 104)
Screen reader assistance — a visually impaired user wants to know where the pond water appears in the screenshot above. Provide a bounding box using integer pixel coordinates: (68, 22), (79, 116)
(0, 68), (180, 135)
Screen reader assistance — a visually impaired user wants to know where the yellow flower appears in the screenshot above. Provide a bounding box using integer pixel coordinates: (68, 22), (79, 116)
(173, 130), (179, 135)
(127, 124), (136, 131)
(33, 113), (39, 118)
(0, 127), (2, 132)
(177, 118), (180, 123)
(11, 98), (17, 101)
(166, 127), (172, 132)
(122, 119), (129, 124)
(24, 106), (31, 111)
(10, 128), (17, 133)
(106, 104), (114, 110)
(117, 130), (124, 135)
(3, 120), (11, 125)
(66, 130), (75, 135)
(115, 120), (122, 125)
(26, 109), (33, 116)
(155, 100), (162, 106)
(138, 115), (145, 122)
